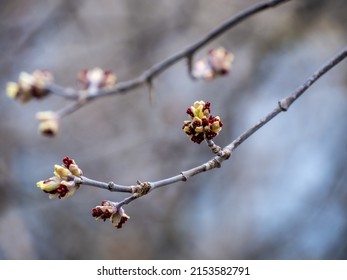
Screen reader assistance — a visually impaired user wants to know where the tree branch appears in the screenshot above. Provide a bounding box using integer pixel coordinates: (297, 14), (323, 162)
(47, 0), (291, 103)
(79, 46), (347, 207)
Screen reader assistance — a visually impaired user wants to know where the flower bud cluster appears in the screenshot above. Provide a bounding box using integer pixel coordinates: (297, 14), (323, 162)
(182, 101), (223, 144)
(36, 111), (59, 137)
(36, 157), (82, 199)
(193, 47), (234, 80)
(6, 70), (53, 103)
(92, 200), (130, 229)
(78, 67), (117, 90)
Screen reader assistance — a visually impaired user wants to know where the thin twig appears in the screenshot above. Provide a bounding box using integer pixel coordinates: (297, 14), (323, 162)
(75, 176), (134, 193)
(206, 139), (225, 156)
(56, 100), (85, 118)
(116, 194), (139, 209)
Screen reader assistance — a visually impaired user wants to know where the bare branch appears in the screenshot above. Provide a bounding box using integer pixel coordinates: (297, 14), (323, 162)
(47, 0), (291, 103)
(79, 46), (347, 207)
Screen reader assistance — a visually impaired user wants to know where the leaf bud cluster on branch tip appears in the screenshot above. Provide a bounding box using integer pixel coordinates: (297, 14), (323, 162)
(78, 67), (117, 90)
(193, 47), (234, 80)
(92, 200), (130, 229)
(36, 111), (59, 137)
(182, 101), (223, 144)
(6, 70), (53, 103)
(36, 157), (82, 199)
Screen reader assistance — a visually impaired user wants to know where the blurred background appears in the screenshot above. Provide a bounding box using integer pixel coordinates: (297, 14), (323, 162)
(1, 0), (347, 259)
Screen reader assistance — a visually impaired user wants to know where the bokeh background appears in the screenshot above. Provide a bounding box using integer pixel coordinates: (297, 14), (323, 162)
(1, 0), (347, 259)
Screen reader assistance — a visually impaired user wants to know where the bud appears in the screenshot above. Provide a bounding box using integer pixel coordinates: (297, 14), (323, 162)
(208, 47), (234, 76)
(36, 177), (61, 192)
(78, 67), (117, 90)
(54, 164), (72, 180)
(192, 60), (214, 80)
(182, 101), (223, 144)
(6, 70), (53, 103)
(36, 157), (82, 199)
(36, 111), (59, 137)
(92, 201), (115, 221)
(192, 47), (234, 80)
(111, 207), (130, 229)
(92, 201), (130, 229)
(63, 156), (83, 176)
